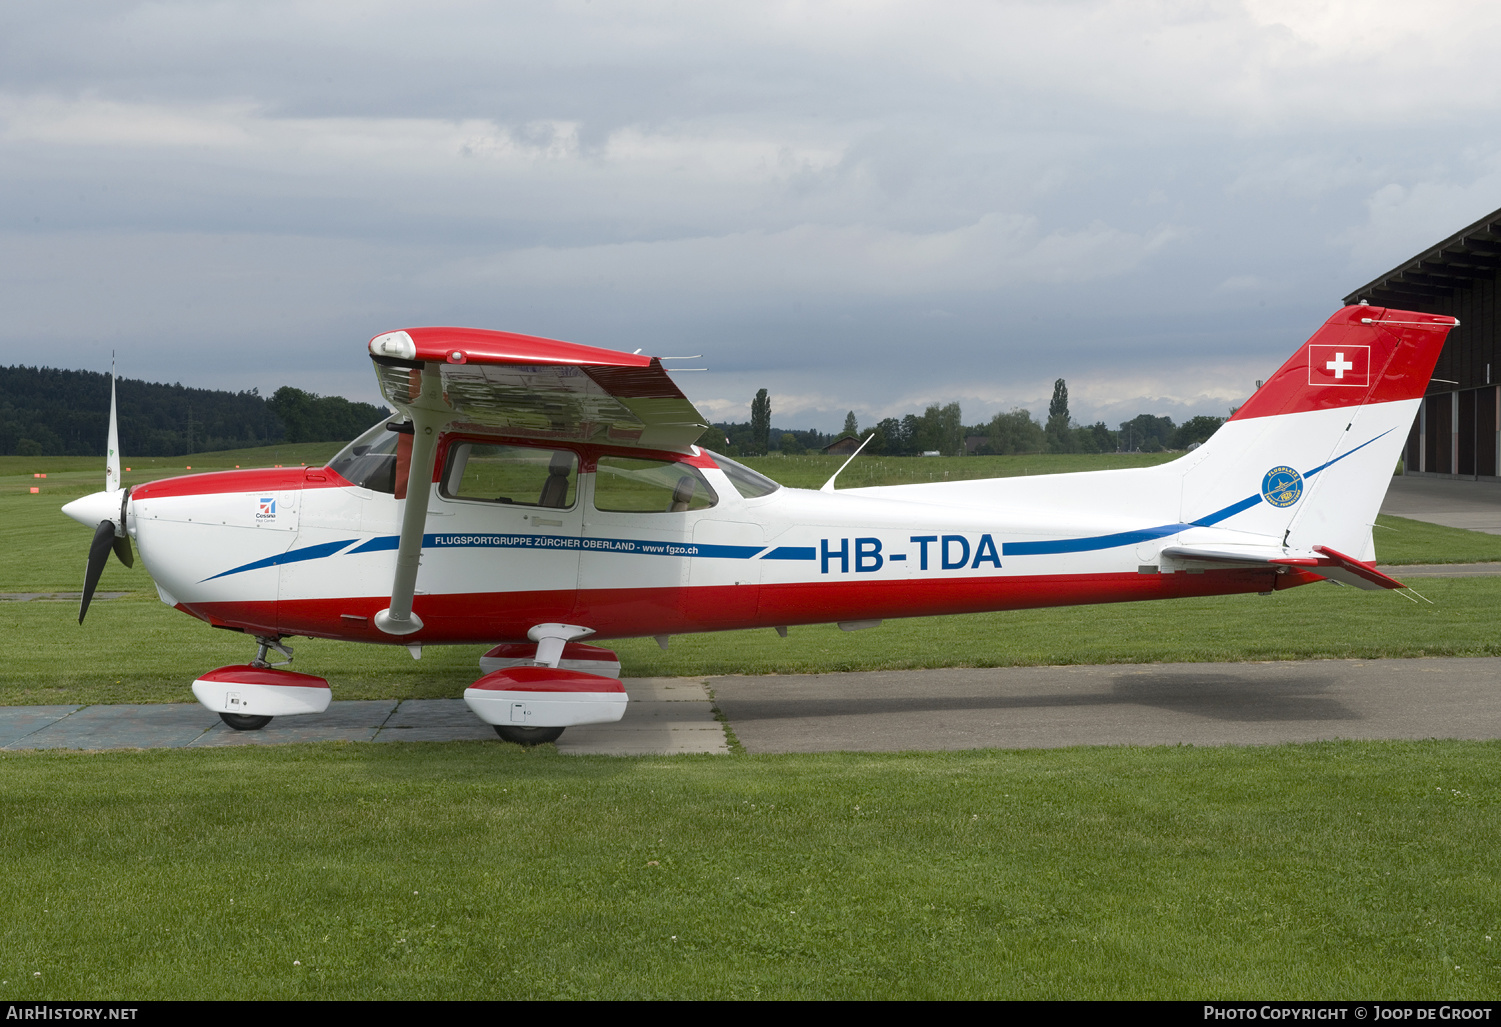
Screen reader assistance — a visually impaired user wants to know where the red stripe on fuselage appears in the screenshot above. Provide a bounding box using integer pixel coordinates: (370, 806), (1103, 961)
(180, 567), (1307, 644)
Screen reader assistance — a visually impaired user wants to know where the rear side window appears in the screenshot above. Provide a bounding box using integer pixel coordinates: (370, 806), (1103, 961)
(442, 443), (577, 508)
(593, 457), (718, 513)
(704, 450), (781, 499)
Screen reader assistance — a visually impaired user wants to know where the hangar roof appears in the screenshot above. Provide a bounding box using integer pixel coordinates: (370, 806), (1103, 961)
(1344, 205), (1501, 307)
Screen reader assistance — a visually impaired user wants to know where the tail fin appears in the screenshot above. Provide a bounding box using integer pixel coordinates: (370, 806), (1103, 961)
(1177, 305), (1456, 560)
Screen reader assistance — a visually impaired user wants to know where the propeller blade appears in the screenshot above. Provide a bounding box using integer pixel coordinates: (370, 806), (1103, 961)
(80, 519), (116, 624)
(105, 356), (121, 493)
(111, 486), (133, 567)
(111, 533), (135, 569)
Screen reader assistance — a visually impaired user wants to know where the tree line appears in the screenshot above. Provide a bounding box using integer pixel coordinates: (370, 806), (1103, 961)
(0, 365), (390, 457)
(712, 379), (1226, 457)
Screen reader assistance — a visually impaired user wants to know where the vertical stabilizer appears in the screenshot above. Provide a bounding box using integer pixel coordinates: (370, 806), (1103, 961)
(1176, 305), (1457, 559)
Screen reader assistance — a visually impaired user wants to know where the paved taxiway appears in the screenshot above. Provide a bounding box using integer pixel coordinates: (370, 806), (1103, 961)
(5, 657), (1501, 754)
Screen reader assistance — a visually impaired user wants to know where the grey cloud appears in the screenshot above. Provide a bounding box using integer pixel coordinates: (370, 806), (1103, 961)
(2, 1), (1498, 431)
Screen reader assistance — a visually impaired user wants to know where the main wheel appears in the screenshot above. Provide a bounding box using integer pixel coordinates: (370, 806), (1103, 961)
(219, 712), (273, 731)
(494, 725), (564, 745)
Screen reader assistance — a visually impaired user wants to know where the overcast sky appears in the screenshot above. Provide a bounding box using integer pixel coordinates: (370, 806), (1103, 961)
(4, 1), (1500, 431)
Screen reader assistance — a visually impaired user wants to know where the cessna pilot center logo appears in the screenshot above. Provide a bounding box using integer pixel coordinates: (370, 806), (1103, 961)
(257, 496), (278, 522)
(1261, 467), (1303, 508)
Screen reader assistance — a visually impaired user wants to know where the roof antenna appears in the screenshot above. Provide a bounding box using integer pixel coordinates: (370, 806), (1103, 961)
(819, 433), (875, 493)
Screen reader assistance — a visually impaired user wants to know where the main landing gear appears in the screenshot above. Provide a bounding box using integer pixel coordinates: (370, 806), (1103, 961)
(464, 626), (630, 745)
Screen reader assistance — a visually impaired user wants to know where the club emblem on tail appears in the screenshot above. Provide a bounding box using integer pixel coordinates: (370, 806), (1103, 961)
(1261, 466), (1303, 508)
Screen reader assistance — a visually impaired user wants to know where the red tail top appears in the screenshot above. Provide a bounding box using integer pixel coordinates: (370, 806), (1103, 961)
(1229, 305), (1458, 422)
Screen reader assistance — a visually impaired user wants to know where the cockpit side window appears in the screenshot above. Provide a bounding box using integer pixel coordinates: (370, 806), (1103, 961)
(593, 456), (718, 513)
(327, 420), (400, 495)
(441, 442), (578, 508)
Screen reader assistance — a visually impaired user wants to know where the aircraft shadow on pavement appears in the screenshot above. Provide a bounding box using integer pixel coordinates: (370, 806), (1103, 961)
(711, 670), (1357, 725)
(1105, 672), (1355, 722)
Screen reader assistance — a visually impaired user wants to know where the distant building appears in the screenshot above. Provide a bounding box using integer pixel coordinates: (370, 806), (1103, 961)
(1345, 205), (1501, 480)
(822, 435), (861, 456)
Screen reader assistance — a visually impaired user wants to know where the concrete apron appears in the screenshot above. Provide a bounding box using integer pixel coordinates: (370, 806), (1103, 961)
(0, 678), (728, 756)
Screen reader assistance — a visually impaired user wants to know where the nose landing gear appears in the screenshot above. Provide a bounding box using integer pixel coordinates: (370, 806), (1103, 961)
(191, 636), (331, 731)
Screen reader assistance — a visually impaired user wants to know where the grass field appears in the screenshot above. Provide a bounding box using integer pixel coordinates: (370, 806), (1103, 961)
(6, 443), (1501, 1000)
(1, 740), (1498, 999)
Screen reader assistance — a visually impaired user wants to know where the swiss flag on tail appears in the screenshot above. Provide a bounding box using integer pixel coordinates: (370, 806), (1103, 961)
(1307, 344), (1370, 387)
(1229, 306), (1456, 422)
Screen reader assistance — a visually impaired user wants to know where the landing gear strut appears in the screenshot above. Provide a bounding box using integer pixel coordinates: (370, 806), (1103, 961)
(251, 636), (294, 668)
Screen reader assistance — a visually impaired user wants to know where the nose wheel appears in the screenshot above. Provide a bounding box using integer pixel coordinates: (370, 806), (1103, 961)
(494, 725), (564, 745)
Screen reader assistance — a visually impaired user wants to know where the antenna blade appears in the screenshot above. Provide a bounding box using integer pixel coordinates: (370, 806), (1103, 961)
(819, 433), (875, 492)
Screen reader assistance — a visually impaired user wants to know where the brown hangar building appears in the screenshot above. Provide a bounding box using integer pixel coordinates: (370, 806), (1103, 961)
(1345, 205), (1501, 480)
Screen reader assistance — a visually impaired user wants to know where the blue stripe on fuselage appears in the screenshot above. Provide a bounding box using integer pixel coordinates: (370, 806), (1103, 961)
(206, 532), (767, 580)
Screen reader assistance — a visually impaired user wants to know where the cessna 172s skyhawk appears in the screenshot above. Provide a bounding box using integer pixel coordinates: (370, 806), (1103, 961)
(63, 305), (1455, 743)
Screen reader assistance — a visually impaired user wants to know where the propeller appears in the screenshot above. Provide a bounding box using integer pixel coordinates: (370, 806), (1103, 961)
(73, 486), (133, 624)
(72, 358), (134, 624)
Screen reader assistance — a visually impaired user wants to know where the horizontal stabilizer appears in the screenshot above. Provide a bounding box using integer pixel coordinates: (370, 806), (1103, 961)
(1161, 545), (1319, 568)
(1161, 544), (1405, 591)
(1311, 545), (1407, 591)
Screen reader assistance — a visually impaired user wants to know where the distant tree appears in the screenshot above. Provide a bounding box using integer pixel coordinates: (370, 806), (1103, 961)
(1046, 378), (1075, 453)
(843, 411), (859, 436)
(912, 403), (963, 455)
(750, 389), (771, 456)
(1118, 413), (1176, 452)
(937, 402), (963, 455)
(900, 413), (921, 455)
(780, 432), (803, 454)
(986, 408), (1046, 455)
(1174, 415), (1224, 449)
(0, 365), (290, 456)
(1075, 421), (1115, 453)
(267, 387), (389, 444)
(873, 417), (903, 455)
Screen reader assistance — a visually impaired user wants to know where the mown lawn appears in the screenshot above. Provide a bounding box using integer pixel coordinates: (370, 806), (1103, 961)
(1, 740), (1497, 1000)
(6, 451), (1501, 1001)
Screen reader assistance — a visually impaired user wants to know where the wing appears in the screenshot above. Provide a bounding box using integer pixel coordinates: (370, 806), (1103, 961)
(369, 327), (709, 452)
(364, 327), (710, 637)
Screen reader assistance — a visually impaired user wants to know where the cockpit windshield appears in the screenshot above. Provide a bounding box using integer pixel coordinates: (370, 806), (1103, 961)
(327, 419), (401, 494)
(704, 450), (781, 499)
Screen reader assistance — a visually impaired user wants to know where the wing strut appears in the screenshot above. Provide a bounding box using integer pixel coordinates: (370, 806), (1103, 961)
(374, 364), (452, 636)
